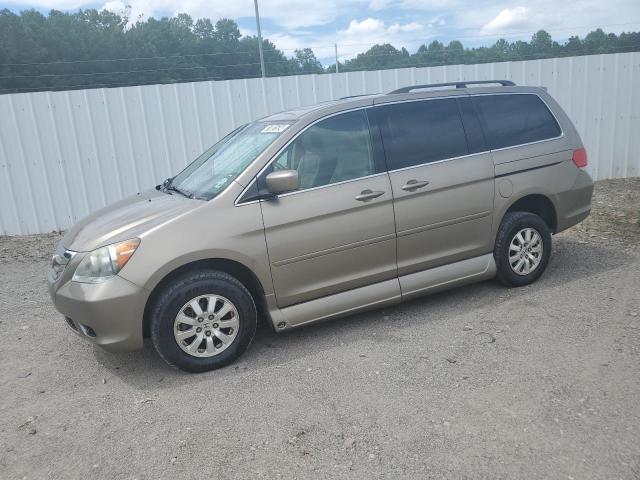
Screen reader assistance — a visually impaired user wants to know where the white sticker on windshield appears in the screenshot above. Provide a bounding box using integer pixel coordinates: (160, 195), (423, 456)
(261, 124), (289, 133)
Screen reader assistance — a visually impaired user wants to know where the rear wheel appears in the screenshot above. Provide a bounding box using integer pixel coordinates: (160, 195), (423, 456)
(494, 212), (551, 287)
(150, 270), (257, 372)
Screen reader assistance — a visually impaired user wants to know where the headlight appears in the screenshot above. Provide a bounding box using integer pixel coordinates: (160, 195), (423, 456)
(72, 238), (140, 283)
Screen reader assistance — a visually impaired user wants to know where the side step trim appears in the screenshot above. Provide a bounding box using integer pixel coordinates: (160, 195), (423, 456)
(271, 253), (496, 330)
(279, 279), (401, 329)
(399, 253), (496, 299)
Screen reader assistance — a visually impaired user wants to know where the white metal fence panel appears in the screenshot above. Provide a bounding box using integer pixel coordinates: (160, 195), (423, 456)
(1, 52), (638, 235)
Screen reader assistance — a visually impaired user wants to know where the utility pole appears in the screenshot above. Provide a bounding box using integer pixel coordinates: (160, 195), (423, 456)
(334, 43), (339, 73)
(254, 0), (266, 77)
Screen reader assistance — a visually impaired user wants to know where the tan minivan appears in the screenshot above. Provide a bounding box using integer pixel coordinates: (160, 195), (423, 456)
(48, 80), (594, 372)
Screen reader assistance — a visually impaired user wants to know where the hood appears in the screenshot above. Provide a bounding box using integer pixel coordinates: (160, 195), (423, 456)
(63, 188), (201, 252)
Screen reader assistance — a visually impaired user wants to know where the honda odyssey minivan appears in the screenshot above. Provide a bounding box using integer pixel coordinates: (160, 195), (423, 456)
(48, 80), (594, 372)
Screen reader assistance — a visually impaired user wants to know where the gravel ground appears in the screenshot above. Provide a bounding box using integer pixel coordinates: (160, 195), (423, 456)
(1, 179), (639, 480)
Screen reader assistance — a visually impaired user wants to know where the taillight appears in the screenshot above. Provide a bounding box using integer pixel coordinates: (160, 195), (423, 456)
(572, 148), (587, 168)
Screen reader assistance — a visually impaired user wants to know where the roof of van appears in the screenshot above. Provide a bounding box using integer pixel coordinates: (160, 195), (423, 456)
(260, 95), (382, 121)
(259, 81), (546, 123)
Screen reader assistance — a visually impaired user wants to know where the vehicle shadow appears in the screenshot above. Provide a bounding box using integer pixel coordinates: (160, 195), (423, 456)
(93, 236), (635, 388)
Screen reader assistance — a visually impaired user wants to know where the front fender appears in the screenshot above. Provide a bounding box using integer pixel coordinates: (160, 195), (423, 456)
(117, 186), (273, 297)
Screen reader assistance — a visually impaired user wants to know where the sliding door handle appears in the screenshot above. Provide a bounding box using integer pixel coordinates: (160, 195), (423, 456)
(355, 189), (385, 202)
(401, 179), (430, 191)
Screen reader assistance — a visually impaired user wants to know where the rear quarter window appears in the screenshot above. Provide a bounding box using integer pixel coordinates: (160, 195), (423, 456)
(473, 94), (562, 150)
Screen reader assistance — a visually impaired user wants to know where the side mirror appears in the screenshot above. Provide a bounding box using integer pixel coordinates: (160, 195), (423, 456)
(265, 170), (299, 194)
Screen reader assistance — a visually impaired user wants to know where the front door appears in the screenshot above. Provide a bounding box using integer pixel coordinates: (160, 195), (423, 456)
(259, 109), (398, 307)
(371, 97), (495, 280)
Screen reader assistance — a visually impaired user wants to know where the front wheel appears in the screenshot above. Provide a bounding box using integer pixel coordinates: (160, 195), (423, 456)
(494, 212), (552, 287)
(150, 270), (257, 373)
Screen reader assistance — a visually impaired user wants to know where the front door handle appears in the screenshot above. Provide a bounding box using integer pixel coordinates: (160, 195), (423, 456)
(355, 189), (385, 202)
(401, 179), (430, 192)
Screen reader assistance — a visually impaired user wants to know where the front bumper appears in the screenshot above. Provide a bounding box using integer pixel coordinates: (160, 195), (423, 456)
(49, 273), (148, 352)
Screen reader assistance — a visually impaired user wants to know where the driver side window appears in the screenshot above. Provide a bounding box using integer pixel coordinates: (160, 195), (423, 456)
(268, 109), (375, 191)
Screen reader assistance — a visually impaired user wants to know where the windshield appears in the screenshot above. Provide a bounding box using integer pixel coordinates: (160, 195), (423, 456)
(169, 121), (291, 200)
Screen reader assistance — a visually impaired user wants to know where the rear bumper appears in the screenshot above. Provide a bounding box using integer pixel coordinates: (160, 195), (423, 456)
(50, 275), (148, 352)
(555, 169), (594, 233)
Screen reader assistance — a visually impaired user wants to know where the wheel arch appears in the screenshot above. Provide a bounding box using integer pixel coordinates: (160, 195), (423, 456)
(502, 193), (558, 233)
(142, 258), (270, 339)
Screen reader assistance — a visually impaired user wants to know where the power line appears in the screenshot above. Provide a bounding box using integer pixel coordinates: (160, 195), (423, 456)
(0, 47), (295, 68)
(0, 58), (302, 80)
(6, 42), (640, 82)
(2, 45), (639, 94)
(0, 75), (225, 93)
(0, 69), (310, 93)
(3, 41), (640, 83)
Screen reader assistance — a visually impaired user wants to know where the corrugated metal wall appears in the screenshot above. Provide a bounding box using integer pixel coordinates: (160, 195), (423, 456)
(1, 52), (638, 235)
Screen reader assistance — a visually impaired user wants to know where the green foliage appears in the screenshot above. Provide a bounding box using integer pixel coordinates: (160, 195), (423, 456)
(294, 48), (323, 74)
(338, 28), (640, 72)
(0, 9), (638, 95)
(0, 9), (306, 92)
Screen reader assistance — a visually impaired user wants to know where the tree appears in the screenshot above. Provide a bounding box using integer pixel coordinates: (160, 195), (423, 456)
(584, 28), (609, 53)
(214, 18), (240, 45)
(294, 48), (323, 74)
(193, 18), (214, 40)
(565, 36), (583, 55)
(343, 43), (410, 71)
(0, 11), (302, 92)
(530, 30), (553, 55)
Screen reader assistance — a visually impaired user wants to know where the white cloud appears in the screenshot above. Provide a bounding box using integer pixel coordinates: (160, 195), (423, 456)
(253, 16), (435, 62)
(360, 0), (640, 46)
(389, 21), (423, 33)
(262, 31), (308, 53)
(332, 17), (433, 59)
(0, 0), (360, 29)
(481, 6), (531, 35)
(458, 0), (640, 42)
(343, 17), (385, 34)
(99, 0), (361, 29)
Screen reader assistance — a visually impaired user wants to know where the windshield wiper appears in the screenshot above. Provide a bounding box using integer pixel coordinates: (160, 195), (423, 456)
(161, 178), (194, 199)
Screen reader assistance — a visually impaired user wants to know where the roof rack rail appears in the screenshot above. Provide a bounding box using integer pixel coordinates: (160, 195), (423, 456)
(339, 94), (372, 100)
(388, 80), (515, 94)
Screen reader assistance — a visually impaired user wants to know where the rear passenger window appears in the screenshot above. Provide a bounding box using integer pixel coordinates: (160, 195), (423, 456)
(374, 98), (468, 170)
(473, 94), (561, 150)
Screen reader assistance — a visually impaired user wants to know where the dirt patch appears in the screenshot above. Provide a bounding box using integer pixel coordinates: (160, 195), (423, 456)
(0, 232), (62, 264)
(568, 178), (640, 245)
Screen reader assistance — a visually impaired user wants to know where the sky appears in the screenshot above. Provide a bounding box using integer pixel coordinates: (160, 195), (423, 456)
(2, 0), (640, 64)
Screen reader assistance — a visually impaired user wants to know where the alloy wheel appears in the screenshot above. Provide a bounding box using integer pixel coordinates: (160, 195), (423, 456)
(508, 227), (543, 276)
(173, 294), (240, 357)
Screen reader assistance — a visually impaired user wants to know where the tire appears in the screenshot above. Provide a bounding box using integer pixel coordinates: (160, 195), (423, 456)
(150, 270), (257, 373)
(494, 211), (552, 287)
